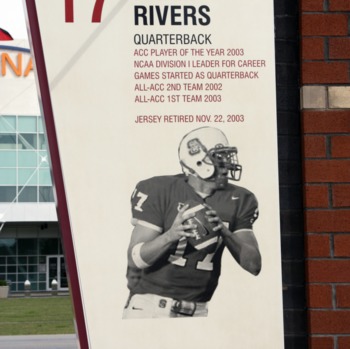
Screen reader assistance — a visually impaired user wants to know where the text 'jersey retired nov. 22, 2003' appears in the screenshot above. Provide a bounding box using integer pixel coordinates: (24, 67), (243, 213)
(130, 174), (259, 302)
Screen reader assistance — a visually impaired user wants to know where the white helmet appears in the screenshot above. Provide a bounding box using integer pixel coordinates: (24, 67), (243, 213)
(178, 127), (242, 182)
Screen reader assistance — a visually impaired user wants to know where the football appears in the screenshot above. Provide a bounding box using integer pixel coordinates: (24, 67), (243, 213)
(183, 200), (219, 251)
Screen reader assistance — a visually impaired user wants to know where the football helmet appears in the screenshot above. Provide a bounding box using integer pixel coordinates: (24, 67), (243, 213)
(178, 127), (242, 186)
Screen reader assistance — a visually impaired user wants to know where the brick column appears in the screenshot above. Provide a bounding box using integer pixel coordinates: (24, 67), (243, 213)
(300, 1), (350, 348)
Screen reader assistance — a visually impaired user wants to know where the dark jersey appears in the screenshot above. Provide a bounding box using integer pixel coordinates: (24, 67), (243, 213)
(130, 174), (258, 302)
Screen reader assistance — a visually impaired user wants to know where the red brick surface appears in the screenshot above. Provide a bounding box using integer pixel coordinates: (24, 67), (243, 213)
(302, 62), (349, 84)
(307, 260), (350, 282)
(305, 185), (329, 208)
(332, 185), (350, 207)
(304, 160), (350, 182)
(302, 111), (350, 133)
(301, 14), (348, 36)
(329, 38), (350, 59)
(329, 0), (350, 11)
(305, 210), (350, 232)
(334, 235), (350, 257)
(301, 0), (325, 12)
(301, 0), (350, 345)
(336, 285), (350, 308)
(308, 284), (333, 308)
(304, 136), (327, 158)
(302, 37), (325, 60)
(338, 336), (350, 349)
(331, 136), (350, 158)
(310, 336), (334, 349)
(309, 310), (350, 333)
(306, 234), (330, 257)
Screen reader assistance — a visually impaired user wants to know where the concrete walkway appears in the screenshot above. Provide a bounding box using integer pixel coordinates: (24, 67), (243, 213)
(0, 334), (78, 349)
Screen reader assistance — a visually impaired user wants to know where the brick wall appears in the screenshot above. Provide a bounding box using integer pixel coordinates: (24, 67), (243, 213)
(300, 0), (350, 348)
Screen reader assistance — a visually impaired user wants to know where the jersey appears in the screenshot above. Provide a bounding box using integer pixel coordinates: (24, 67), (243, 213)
(130, 174), (259, 302)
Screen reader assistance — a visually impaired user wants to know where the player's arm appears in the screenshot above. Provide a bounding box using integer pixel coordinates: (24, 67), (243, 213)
(220, 228), (261, 276)
(127, 204), (196, 269)
(206, 209), (261, 276)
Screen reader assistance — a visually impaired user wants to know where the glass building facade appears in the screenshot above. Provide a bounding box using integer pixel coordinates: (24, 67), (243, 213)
(0, 235), (67, 291)
(0, 114), (65, 292)
(0, 115), (54, 203)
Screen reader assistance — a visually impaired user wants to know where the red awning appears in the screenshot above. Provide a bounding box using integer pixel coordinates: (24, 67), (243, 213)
(0, 28), (13, 40)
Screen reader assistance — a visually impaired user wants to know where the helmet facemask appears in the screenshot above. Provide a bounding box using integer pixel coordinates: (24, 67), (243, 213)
(180, 137), (242, 189)
(207, 146), (242, 182)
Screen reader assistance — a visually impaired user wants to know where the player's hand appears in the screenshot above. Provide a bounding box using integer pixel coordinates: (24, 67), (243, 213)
(164, 204), (197, 243)
(205, 209), (230, 235)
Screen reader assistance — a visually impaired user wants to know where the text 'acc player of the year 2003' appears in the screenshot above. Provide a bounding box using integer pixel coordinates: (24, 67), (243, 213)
(130, 5), (268, 124)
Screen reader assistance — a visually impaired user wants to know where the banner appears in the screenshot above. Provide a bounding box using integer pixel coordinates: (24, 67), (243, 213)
(25, 1), (284, 348)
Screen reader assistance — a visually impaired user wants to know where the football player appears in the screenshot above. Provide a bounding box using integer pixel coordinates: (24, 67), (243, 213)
(123, 126), (261, 319)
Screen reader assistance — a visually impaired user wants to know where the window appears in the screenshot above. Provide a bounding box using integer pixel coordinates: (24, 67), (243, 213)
(0, 151), (16, 166)
(18, 116), (37, 133)
(0, 169), (16, 185)
(18, 187), (38, 202)
(0, 239), (16, 255)
(0, 238), (65, 292)
(0, 115), (54, 203)
(0, 115), (16, 132)
(0, 134), (16, 149)
(18, 239), (38, 256)
(0, 187), (16, 202)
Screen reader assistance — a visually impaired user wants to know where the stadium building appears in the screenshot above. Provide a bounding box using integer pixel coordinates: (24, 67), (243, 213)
(0, 40), (66, 293)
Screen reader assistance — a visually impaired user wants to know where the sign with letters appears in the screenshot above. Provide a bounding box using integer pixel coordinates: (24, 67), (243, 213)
(25, 0), (284, 348)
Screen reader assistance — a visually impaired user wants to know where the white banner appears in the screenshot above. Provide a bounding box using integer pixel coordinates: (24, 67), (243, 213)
(26, 0), (284, 348)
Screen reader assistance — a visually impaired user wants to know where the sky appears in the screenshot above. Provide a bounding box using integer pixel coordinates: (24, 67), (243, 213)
(0, 0), (28, 39)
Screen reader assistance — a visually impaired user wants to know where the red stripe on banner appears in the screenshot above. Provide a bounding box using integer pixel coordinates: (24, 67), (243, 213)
(65, 0), (74, 22)
(24, 1), (89, 348)
(92, 0), (104, 22)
